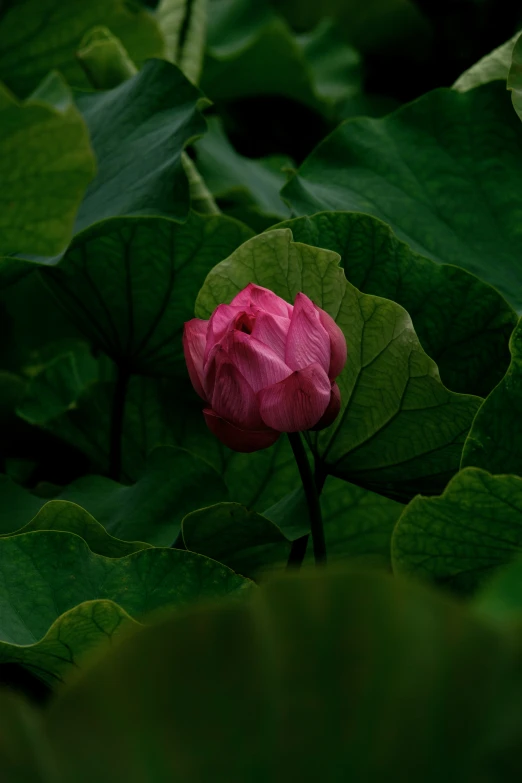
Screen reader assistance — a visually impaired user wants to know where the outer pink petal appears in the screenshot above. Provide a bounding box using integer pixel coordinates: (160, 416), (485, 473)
(210, 353), (264, 430)
(204, 303), (248, 363)
(315, 306), (347, 380)
(224, 330), (291, 393)
(183, 318), (209, 400)
(310, 383), (341, 431)
(285, 293), (330, 374)
(231, 282), (292, 319)
(258, 362), (331, 432)
(204, 409), (280, 453)
(251, 311), (291, 360)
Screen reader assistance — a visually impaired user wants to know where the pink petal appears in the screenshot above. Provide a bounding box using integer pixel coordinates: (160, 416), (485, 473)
(204, 303), (248, 363)
(310, 383), (341, 430)
(315, 306), (347, 380)
(224, 330), (291, 393)
(251, 311), (291, 360)
(183, 319), (209, 400)
(210, 353), (264, 430)
(258, 363), (331, 432)
(231, 283), (293, 319)
(204, 409), (280, 453)
(285, 293), (330, 374)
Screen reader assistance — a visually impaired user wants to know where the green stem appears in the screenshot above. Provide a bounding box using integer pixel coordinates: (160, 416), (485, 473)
(181, 153), (220, 215)
(287, 432), (327, 566)
(109, 365), (129, 482)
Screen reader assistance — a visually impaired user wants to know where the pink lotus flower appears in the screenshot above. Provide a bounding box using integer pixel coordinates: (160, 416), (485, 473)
(183, 284), (347, 452)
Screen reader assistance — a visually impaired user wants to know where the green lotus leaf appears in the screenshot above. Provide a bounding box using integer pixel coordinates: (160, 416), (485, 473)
(196, 229), (481, 501)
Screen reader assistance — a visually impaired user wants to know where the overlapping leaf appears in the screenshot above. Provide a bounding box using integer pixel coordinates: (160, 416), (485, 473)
(0, 445), (227, 547)
(183, 503), (290, 579)
(274, 212), (516, 396)
(57, 447), (228, 546)
(39, 212), (252, 375)
(197, 229), (481, 501)
(0, 0), (165, 96)
(0, 530), (251, 684)
(319, 476), (403, 567)
(72, 59), (208, 233)
(392, 467), (522, 594)
(183, 476), (403, 579)
(462, 317), (522, 475)
(453, 33), (519, 92)
(282, 82), (522, 312)
(0, 498), (149, 557)
(202, 0), (362, 117)
(0, 73), (95, 272)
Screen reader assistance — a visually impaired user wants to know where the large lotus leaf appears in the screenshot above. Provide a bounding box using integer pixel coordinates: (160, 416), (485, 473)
(202, 0), (362, 117)
(0, 531), (251, 685)
(0, 73), (95, 274)
(453, 33), (519, 92)
(392, 467), (522, 595)
(39, 212), (252, 376)
(196, 229), (481, 501)
(282, 82), (522, 313)
(0, 498), (149, 558)
(222, 436), (300, 510)
(319, 475), (403, 567)
(274, 212), (516, 397)
(0, 600), (138, 690)
(43, 569), (522, 782)
(193, 116), (293, 231)
(72, 60), (207, 233)
(0, 0), (165, 97)
(462, 318), (522, 475)
(70, 16), (216, 218)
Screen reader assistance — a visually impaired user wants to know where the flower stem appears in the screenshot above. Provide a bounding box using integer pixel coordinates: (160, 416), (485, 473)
(287, 432), (327, 566)
(109, 365), (130, 482)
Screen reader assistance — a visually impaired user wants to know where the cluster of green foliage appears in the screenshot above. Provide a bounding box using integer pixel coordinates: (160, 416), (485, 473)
(2, 0), (522, 779)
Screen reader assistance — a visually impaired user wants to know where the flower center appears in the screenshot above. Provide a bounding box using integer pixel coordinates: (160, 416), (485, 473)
(234, 311), (256, 335)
